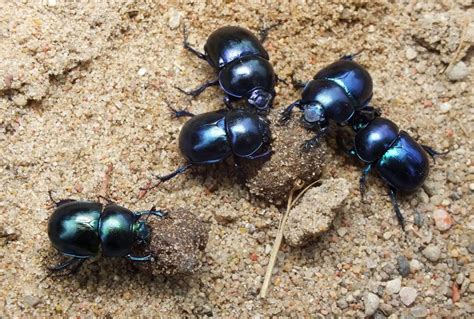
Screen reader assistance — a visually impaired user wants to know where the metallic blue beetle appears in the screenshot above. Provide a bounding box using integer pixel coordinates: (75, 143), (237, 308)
(279, 54), (377, 150)
(146, 107), (271, 187)
(47, 193), (166, 273)
(341, 116), (446, 230)
(176, 26), (277, 113)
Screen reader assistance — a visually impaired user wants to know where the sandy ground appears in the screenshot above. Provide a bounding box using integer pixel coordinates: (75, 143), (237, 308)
(1, 1), (473, 317)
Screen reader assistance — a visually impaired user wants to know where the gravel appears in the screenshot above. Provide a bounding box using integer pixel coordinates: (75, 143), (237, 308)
(446, 61), (469, 81)
(422, 245), (442, 262)
(364, 292), (380, 316)
(432, 209), (453, 231)
(398, 256), (411, 277)
(400, 287), (418, 306)
(385, 277), (402, 294)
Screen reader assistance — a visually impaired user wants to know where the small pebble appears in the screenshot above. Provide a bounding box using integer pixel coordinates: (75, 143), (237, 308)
(469, 183), (474, 191)
(374, 310), (387, 319)
(337, 298), (348, 309)
(12, 95), (28, 107)
(168, 10), (181, 29)
(24, 295), (41, 307)
(438, 102), (452, 113)
(461, 279), (470, 294)
(137, 67), (147, 76)
(410, 259), (423, 273)
(397, 256), (410, 277)
(422, 245), (441, 262)
(433, 209), (453, 231)
(468, 243), (474, 254)
(456, 273), (464, 285)
(364, 292), (380, 316)
(367, 258), (378, 269)
(337, 227), (347, 237)
(406, 47), (418, 60)
(400, 287), (417, 306)
(411, 305), (428, 318)
(414, 210), (424, 227)
(446, 61), (469, 81)
(386, 277), (402, 294)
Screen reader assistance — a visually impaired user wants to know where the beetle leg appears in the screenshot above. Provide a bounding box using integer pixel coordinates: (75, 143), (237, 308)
(336, 130), (358, 158)
(290, 73), (307, 89)
(245, 149), (272, 160)
(278, 100), (302, 125)
(48, 257), (81, 271)
(359, 164), (372, 202)
(48, 190), (76, 208)
(135, 207), (168, 219)
(174, 78), (219, 97)
(126, 254), (153, 262)
(388, 187), (405, 231)
(258, 22), (280, 43)
(421, 145), (449, 163)
(224, 95), (234, 109)
(182, 25), (206, 60)
(167, 105), (195, 118)
(48, 257), (86, 276)
(340, 49), (365, 61)
(301, 126), (328, 152)
(274, 74), (288, 85)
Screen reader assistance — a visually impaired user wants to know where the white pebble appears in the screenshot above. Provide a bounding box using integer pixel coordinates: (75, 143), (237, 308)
(137, 67), (147, 76)
(411, 305), (428, 318)
(364, 292), (380, 316)
(438, 102), (452, 113)
(410, 259), (423, 273)
(447, 61), (469, 81)
(386, 277), (402, 294)
(168, 10), (181, 30)
(406, 47), (418, 60)
(433, 209), (453, 231)
(12, 95), (27, 107)
(400, 287), (417, 306)
(422, 245), (441, 262)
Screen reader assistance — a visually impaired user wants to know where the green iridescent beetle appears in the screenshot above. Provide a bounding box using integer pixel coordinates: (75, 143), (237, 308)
(47, 192), (166, 273)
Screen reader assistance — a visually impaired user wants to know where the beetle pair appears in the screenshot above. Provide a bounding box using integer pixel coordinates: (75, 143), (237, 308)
(278, 54), (446, 229)
(143, 25), (277, 189)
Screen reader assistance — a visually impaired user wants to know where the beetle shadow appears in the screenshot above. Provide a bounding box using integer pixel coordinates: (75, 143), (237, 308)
(40, 247), (202, 299)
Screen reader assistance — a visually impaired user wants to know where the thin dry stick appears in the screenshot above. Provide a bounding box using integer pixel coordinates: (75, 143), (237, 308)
(444, 17), (469, 74)
(260, 179), (320, 298)
(99, 163), (114, 199)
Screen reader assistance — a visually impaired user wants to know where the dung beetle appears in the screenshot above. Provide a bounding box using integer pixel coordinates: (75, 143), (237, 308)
(339, 117), (447, 230)
(47, 192), (167, 273)
(176, 25), (278, 114)
(145, 107), (271, 188)
(279, 53), (378, 150)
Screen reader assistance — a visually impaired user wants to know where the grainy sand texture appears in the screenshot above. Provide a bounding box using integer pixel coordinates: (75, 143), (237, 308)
(1, 1), (473, 317)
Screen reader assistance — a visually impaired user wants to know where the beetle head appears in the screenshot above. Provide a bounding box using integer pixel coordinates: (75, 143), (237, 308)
(247, 89), (274, 114)
(301, 102), (327, 129)
(134, 220), (152, 245)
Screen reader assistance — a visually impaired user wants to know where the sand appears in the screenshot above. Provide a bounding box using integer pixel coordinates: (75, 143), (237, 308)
(1, 1), (473, 317)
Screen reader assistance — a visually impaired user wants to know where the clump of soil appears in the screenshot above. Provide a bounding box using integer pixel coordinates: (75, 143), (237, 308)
(134, 209), (209, 276)
(243, 113), (327, 205)
(284, 178), (352, 247)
